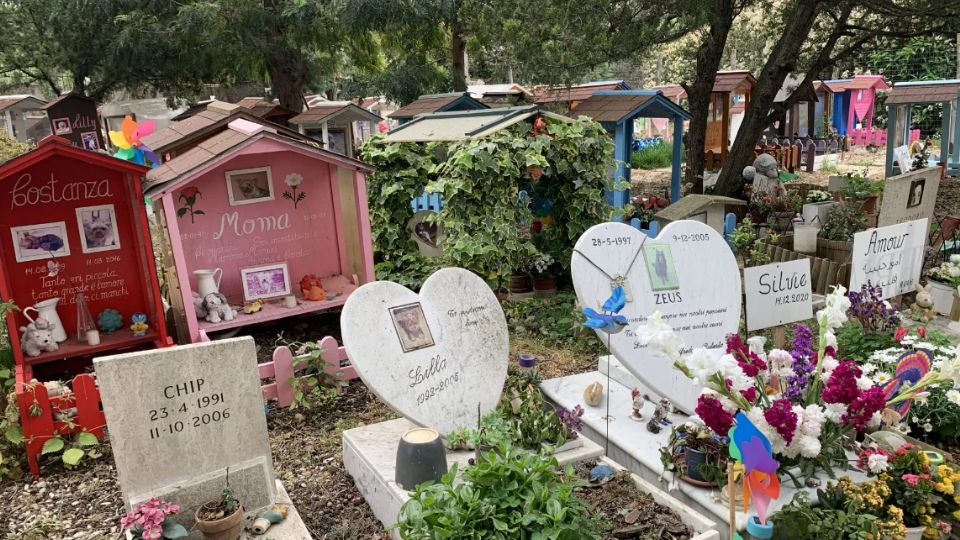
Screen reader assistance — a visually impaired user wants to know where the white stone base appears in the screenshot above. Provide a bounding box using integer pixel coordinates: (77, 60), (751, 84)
(540, 371), (868, 540)
(342, 417), (604, 538)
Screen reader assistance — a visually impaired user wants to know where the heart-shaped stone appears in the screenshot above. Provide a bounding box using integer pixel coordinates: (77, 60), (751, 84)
(341, 268), (508, 435)
(571, 220), (741, 413)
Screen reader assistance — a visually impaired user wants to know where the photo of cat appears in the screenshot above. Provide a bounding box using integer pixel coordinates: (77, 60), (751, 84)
(10, 221), (71, 262)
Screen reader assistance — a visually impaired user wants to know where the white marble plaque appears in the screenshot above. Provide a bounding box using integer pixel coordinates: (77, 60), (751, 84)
(93, 338), (275, 511)
(340, 267), (509, 435)
(851, 218), (929, 300)
(878, 167), (940, 227)
(744, 259), (813, 331)
(571, 220), (741, 413)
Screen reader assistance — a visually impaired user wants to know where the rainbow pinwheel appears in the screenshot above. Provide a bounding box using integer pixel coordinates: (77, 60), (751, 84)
(882, 349), (932, 420)
(109, 116), (159, 168)
(729, 412), (780, 532)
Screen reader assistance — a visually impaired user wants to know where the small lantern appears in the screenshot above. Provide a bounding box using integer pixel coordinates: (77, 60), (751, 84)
(395, 428), (448, 491)
(518, 353), (537, 375)
(792, 218), (819, 254)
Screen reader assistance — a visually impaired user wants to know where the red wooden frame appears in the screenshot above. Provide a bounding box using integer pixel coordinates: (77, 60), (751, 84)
(0, 136), (171, 381)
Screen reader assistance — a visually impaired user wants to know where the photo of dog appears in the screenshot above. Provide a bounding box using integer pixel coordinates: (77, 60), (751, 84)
(10, 221), (71, 262)
(76, 204), (120, 253)
(226, 167), (274, 206)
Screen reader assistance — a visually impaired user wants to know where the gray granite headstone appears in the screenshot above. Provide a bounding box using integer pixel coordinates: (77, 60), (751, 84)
(94, 337), (276, 526)
(878, 167), (940, 227)
(340, 267), (509, 436)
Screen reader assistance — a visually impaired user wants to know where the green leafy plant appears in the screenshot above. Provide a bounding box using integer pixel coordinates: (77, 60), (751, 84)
(198, 470), (241, 521)
(501, 292), (602, 354)
(630, 140), (677, 169)
(772, 481), (905, 540)
(465, 411), (515, 449)
(496, 371), (567, 450)
(274, 335), (346, 410)
(396, 448), (605, 539)
(35, 430), (100, 468)
(729, 218), (779, 267)
(818, 204), (867, 241)
(841, 171), (884, 198)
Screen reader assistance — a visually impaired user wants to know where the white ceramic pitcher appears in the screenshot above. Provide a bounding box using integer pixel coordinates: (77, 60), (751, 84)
(194, 268), (223, 298)
(24, 298), (67, 342)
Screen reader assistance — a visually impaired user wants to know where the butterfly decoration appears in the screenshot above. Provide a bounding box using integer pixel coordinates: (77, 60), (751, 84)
(583, 286), (628, 334)
(45, 260), (64, 277)
(882, 349), (932, 420)
(109, 116), (160, 168)
(729, 411), (780, 531)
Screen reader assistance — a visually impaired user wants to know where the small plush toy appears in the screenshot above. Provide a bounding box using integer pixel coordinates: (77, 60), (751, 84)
(300, 274), (325, 301)
(201, 292), (236, 323)
(20, 318), (59, 357)
(129, 313), (149, 336)
(910, 283), (937, 321)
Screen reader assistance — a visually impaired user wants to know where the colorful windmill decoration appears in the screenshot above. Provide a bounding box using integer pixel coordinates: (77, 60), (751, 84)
(109, 116), (159, 168)
(882, 349), (932, 420)
(583, 286), (628, 334)
(729, 412), (780, 539)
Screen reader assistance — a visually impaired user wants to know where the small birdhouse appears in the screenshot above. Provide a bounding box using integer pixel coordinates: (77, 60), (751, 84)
(654, 194), (746, 234)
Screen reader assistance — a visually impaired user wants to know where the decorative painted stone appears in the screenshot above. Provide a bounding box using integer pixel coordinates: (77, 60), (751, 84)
(340, 268), (509, 435)
(583, 381), (604, 407)
(571, 220), (741, 414)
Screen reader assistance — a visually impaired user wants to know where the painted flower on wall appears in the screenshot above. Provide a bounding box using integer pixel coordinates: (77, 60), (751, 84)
(177, 186), (204, 224)
(282, 173), (306, 209)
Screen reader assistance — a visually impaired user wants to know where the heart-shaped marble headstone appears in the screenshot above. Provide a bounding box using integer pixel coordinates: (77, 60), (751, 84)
(571, 220), (741, 413)
(341, 267), (508, 435)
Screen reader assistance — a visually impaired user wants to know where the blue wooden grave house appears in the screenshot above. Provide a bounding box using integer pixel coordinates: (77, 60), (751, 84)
(884, 79), (960, 178)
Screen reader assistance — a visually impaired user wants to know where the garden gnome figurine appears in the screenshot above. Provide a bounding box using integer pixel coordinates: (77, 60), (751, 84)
(630, 388), (643, 421)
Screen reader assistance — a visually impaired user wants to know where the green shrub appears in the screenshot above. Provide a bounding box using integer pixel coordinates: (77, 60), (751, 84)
(396, 448), (605, 539)
(502, 292), (602, 354)
(630, 141), (677, 170)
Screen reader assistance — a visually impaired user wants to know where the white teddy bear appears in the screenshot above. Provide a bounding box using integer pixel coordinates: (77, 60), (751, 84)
(20, 318), (59, 357)
(201, 292), (237, 323)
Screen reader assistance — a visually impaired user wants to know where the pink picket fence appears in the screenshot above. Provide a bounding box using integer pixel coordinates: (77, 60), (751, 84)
(848, 127), (919, 147)
(258, 335), (358, 407)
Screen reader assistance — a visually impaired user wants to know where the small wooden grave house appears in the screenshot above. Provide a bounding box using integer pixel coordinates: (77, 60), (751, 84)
(570, 90), (691, 205)
(706, 71), (756, 169)
(44, 92), (104, 151)
(234, 97), (299, 126)
(824, 75), (889, 135)
(288, 102), (382, 158)
(144, 118), (375, 343)
(388, 92), (489, 125)
(0, 137), (169, 380)
(885, 79), (960, 177)
(0, 95), (49, 142)
(654, 194), (745, 234)
(774, 75), (818, 138)
(813, 81), (836, 136)
(532, 80), (631, 113)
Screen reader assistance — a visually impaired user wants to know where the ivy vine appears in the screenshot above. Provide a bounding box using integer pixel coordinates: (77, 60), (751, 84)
(361, 116), (613, 289)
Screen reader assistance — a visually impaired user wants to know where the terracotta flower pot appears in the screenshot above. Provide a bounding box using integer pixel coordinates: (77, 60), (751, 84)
(195, 504), (244, 540)
(510, 274), (531, 293)
(532, 276), (557, 296)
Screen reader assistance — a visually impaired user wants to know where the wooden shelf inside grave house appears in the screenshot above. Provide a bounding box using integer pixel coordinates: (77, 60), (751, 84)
(197, 274), (359, 335)
(26, 330), (159, 366)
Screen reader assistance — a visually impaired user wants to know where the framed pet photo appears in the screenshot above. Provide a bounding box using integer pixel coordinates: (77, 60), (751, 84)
(240, 262), (290, 301)
(80, 131), (100, 151)
(52, 117), (72, 135)
(10, 221), (71, 262)
(642, 243), (680, 292)
(76, 204), (120, 253)
(226, 166), (274, 206)
(389, 302), (435, 353)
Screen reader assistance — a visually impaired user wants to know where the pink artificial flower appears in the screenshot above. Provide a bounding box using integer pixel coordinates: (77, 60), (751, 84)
(894, 326), (908, 342)
(763, 398), (798, 444)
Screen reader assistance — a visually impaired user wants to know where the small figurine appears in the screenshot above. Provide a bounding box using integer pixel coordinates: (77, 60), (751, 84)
(583, 381), (603, 407)
(243, 299), (265, 314)
(583, 287), (628, 334)
(200, 292), (237, 323)
(300, 274), (325, 301)
(630, 388), (643, 421)
(129, 313), (149, 336)
(20, 318), (59, 357)
(97, 308), (124, 333)
(910, 283), (937, 321)
(588, 464), (616, 486)
(647, 398), (674, 434)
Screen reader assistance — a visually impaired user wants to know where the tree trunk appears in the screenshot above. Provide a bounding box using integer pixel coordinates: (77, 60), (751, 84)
(451, 16), (467, 91)
(266, 51), (306, 113)
(712, 0), (824, 197)
(683, 1), (737, 193)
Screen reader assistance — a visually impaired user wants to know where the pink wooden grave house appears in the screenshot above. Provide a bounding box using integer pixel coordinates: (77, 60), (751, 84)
(143, 118), (374, 343)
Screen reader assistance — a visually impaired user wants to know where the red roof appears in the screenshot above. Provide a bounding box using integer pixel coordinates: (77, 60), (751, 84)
(712, 71), (756, 94)
(0, 95), (46, 112)
(654, 85), (686, 100)
(533, 81), (628, 104)
(845, 75), (890, 91)
(389, 94), (477, 119)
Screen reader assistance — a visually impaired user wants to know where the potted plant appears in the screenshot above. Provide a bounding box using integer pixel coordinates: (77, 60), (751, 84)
(121, 497), (188, 540)
(195, 477), (243, 540)
(841, 170), (883, 221)
(766, 190), (803, 233)
(631, 192), (669, 228)
(924, 255), (960, 315)
(529, 252), (557, 296)
(817, 203), (867, 263)
(748, 191), (773, 224)
(772, 478), (906, 540)
(863, 444), (947, 540)
(659, 421), (727, 485)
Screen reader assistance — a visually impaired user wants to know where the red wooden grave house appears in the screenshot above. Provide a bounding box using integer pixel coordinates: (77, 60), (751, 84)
(0, 137), (170, 382)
